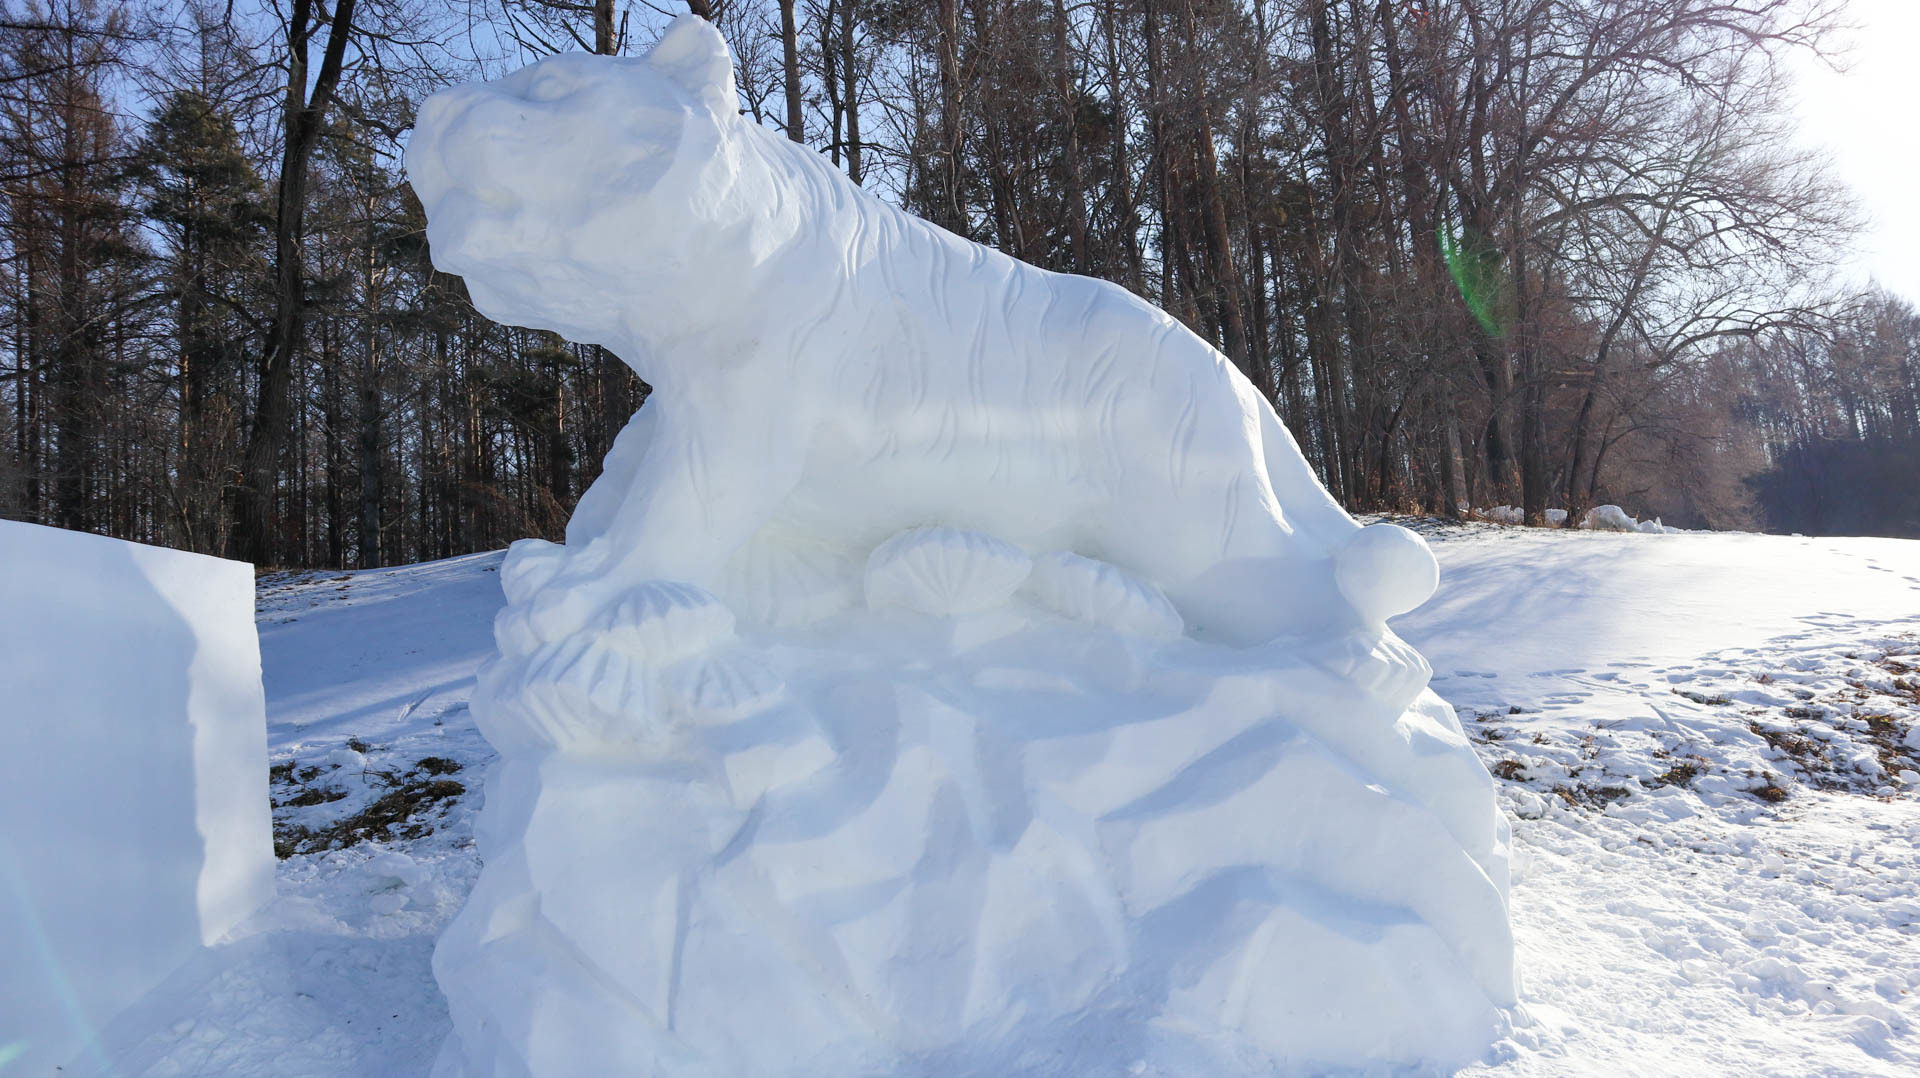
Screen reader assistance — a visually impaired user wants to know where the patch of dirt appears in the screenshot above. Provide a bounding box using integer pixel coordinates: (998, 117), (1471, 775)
(1673, 689), (1731, 706)
(1649, 761), (1702, 789)
(274, 777), (467, 859)
(281, 786), (348, 809)
(1738, 641), (1920, 797)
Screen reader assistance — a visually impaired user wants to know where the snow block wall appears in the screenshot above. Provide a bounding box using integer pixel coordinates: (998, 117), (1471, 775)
(0, 521), (273, 1074)
(413, 15), (1516, 1076)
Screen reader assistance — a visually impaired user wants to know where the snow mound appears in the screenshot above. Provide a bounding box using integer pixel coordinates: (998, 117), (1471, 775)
(412, 16), (1513, 1075)
(865, 526), (1033, 616)
(1024, 550), (1184, 640)
(1582, 503), (1658, 530)
(1477, 505), (1571, 527)
(1472, 507), (1571, 528)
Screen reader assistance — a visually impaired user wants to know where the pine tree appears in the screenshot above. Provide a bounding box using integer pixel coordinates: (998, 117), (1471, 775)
(133, 90), (270, 554)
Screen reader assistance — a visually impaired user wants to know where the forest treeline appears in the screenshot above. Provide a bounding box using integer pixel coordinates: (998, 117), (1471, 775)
(3, 0), (1918, 572)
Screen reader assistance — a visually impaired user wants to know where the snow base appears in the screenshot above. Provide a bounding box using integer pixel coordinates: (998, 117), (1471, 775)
(437, 541), (1514, 1077)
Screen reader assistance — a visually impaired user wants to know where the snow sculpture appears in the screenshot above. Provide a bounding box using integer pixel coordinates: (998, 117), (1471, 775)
(413, 15), (1515, 1076)
(0, 521), (273, 1075)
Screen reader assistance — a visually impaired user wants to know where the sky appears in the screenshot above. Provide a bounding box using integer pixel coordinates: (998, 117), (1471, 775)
(1789, 0), (1920, 307)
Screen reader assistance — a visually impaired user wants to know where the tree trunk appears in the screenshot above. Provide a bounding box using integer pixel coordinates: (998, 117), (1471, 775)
(1142, 1), (1190, 321)
(358, 349), (382, 569)
(934, 0), (966, 237)
(594, 0), (615, 52)
(1051, 0), (1087, 271)
(321, 320), (344, 568)
(821, 0), (844, 169)
(1438, 413), (1462, 518)
(1100, 0), (1143, 291)
(233, 0), (358, 566)
(1176, 1), (1248, 377)
(52, 113), (92, 532)
(839, 1), (862, 183)
(780, 0), (803, 142)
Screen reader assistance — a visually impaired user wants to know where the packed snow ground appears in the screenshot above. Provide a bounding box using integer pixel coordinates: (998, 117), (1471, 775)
(1389, 522), (1920, 1075)
(83, 525), (1920, 1077)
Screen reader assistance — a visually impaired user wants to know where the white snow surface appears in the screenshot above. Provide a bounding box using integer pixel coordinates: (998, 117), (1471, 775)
(0, 521), (273, 1076)
(408, 16), (1499, 1075)
(60, 523), (1920, 1076)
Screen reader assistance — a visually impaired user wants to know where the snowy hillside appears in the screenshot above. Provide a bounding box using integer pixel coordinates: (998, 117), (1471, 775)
(85, 525), (1920, 1077)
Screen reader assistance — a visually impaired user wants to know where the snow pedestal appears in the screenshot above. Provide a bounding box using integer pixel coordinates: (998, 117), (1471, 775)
(0, 521), (273, 1074)
(414, 16), (1514, 1076)
(437, 595), (1514, 1077)
(435, 549), (1514, 1077)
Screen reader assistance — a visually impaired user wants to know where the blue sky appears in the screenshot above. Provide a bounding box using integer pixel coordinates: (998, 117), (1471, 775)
(1790, 0), (1920, 306)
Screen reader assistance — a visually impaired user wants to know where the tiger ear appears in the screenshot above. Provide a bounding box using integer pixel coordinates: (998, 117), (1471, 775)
(646, 14), (737, 117)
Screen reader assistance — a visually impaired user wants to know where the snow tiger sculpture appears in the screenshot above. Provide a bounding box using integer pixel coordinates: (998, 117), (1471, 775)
(412, 15), (1516, 1077)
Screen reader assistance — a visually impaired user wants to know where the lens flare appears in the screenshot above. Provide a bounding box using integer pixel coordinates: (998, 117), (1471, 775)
(1, 836), (111, 1073)
(1439, 223), (1509, 339)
